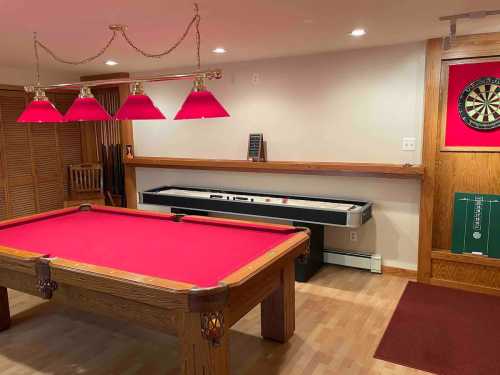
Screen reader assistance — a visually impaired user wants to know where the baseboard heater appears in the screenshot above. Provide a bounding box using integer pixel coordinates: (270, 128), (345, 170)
(323, 249), (382, 274)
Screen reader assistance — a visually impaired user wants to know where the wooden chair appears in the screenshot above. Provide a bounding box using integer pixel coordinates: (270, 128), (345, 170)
(64, 163), (105, 207)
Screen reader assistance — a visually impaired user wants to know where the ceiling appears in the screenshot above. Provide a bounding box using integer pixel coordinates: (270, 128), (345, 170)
(1, 0), (500, 76)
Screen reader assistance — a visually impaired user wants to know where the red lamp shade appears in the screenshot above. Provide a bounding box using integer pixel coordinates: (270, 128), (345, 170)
(63, 97), (112, 122)
(174, 90), (229, 120)
(17, 100), (64, 123)
(115, 94), (165, 120)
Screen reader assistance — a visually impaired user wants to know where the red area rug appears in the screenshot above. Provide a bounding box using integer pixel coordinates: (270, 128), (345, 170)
(375, 281), (500, 375)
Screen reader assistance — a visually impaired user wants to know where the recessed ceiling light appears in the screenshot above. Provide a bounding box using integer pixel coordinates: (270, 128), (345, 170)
(212, 47), (226, 54)
(105, 60), (118, 66)
(350, 29), (366, 37)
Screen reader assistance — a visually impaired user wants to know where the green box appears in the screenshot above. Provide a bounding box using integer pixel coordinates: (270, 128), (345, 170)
(451, 192), (500, 258)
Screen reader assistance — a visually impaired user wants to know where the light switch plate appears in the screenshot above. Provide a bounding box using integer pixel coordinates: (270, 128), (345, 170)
(402, 137), (416, 151)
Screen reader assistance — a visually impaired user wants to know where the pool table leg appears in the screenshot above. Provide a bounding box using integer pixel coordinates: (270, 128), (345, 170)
(261, 261), (295, 343)
(0, 287), (10, 331)
(177, 311), (230, 375)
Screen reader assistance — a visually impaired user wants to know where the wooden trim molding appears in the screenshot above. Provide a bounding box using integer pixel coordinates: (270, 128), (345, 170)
(125, 156), (424, 179)
(432, 249), (500, 269)
(442, 32), (500, 60)
(430, 278), (500, 297)
(382, 266), (417, 279)
(118, 83), (137, 209)
(418, 32), (500, 295)
(430, 250), (500, 297)
(417, 38), (443, 283)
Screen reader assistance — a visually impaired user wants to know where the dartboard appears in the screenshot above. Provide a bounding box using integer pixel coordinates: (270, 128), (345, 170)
(458, 77), (500, 130)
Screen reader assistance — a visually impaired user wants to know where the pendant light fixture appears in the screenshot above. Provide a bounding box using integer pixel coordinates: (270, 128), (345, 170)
(175, 77), (229, 120)
(17, 87), (64, 123)
(19, 3), (229, 122)
(115, 82), (165, 120)
(63, 86), (112, 122)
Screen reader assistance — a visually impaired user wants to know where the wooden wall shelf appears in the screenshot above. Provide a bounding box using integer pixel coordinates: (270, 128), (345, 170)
(125, 156), (424, 179)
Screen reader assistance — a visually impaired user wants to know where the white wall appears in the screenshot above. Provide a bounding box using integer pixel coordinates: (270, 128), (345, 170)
(134, 42), (426, 270)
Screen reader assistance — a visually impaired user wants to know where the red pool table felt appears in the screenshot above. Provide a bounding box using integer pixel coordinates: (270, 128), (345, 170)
(0, 207), (298, 287)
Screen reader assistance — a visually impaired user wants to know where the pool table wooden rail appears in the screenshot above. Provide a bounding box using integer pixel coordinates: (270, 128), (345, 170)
(0, 206), (310, 375)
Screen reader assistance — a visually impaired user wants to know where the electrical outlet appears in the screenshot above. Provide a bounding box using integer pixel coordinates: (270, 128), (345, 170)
(402, 137), (416, 151)
(349, 231), (358, 242)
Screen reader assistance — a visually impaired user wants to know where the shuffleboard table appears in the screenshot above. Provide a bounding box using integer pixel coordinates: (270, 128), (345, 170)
(0, 205), (309, 375)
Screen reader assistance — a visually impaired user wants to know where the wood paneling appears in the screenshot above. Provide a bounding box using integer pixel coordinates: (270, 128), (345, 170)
(442, 32), (500, 60)
(432, 58), (500, 250)
(0, 95), (8, 221)
(417, 39), (443, 283)
(31, 124), (58, 178)
(432, 249), (500, 268)
(118, 83), (137, 209)
(9, 186), (37, 218)
(31, 122), (63, 213)
(0, 90), (37, 218)
(431, 260), (500, 296)
(419, 32), (500, 294)
(0, 189), (6, 221)
(432, 152), (500, 250)
(0, 89), (83, 218)
(37, 181), (63, 213)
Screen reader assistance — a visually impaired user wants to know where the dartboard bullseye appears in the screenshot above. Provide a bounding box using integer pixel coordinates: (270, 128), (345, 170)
(458, 77), (500, 130)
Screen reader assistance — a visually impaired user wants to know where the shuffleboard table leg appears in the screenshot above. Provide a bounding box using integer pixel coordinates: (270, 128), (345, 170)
(261, 261), (295, 343)
(177, 311), (230, 375)
(0, 287), (10, 331)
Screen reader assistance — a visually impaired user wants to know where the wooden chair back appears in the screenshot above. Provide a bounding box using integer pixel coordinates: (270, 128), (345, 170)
(69, 163), (103, 195)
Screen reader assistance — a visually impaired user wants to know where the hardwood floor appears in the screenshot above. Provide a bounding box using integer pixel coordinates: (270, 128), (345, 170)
(0, 266), (432, 374)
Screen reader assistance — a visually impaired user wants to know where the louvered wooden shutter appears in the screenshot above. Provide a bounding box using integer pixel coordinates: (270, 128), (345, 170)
(53, 92), (82, 200)
(0, 89), (83, 219)
(0, 118), (6, 220)
(31, 120), (63, 212)
(0, 90), (37, 218)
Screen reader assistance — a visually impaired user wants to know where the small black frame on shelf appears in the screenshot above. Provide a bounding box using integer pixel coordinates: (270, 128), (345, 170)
(247, 133), (266, 162)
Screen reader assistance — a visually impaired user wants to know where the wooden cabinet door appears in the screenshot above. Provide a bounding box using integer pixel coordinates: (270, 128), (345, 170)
(0, 90), (37, 218)
(0, 89), (83, 218)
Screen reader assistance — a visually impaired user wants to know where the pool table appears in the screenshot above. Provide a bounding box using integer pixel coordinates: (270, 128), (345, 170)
(0, 205), (309, 375)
